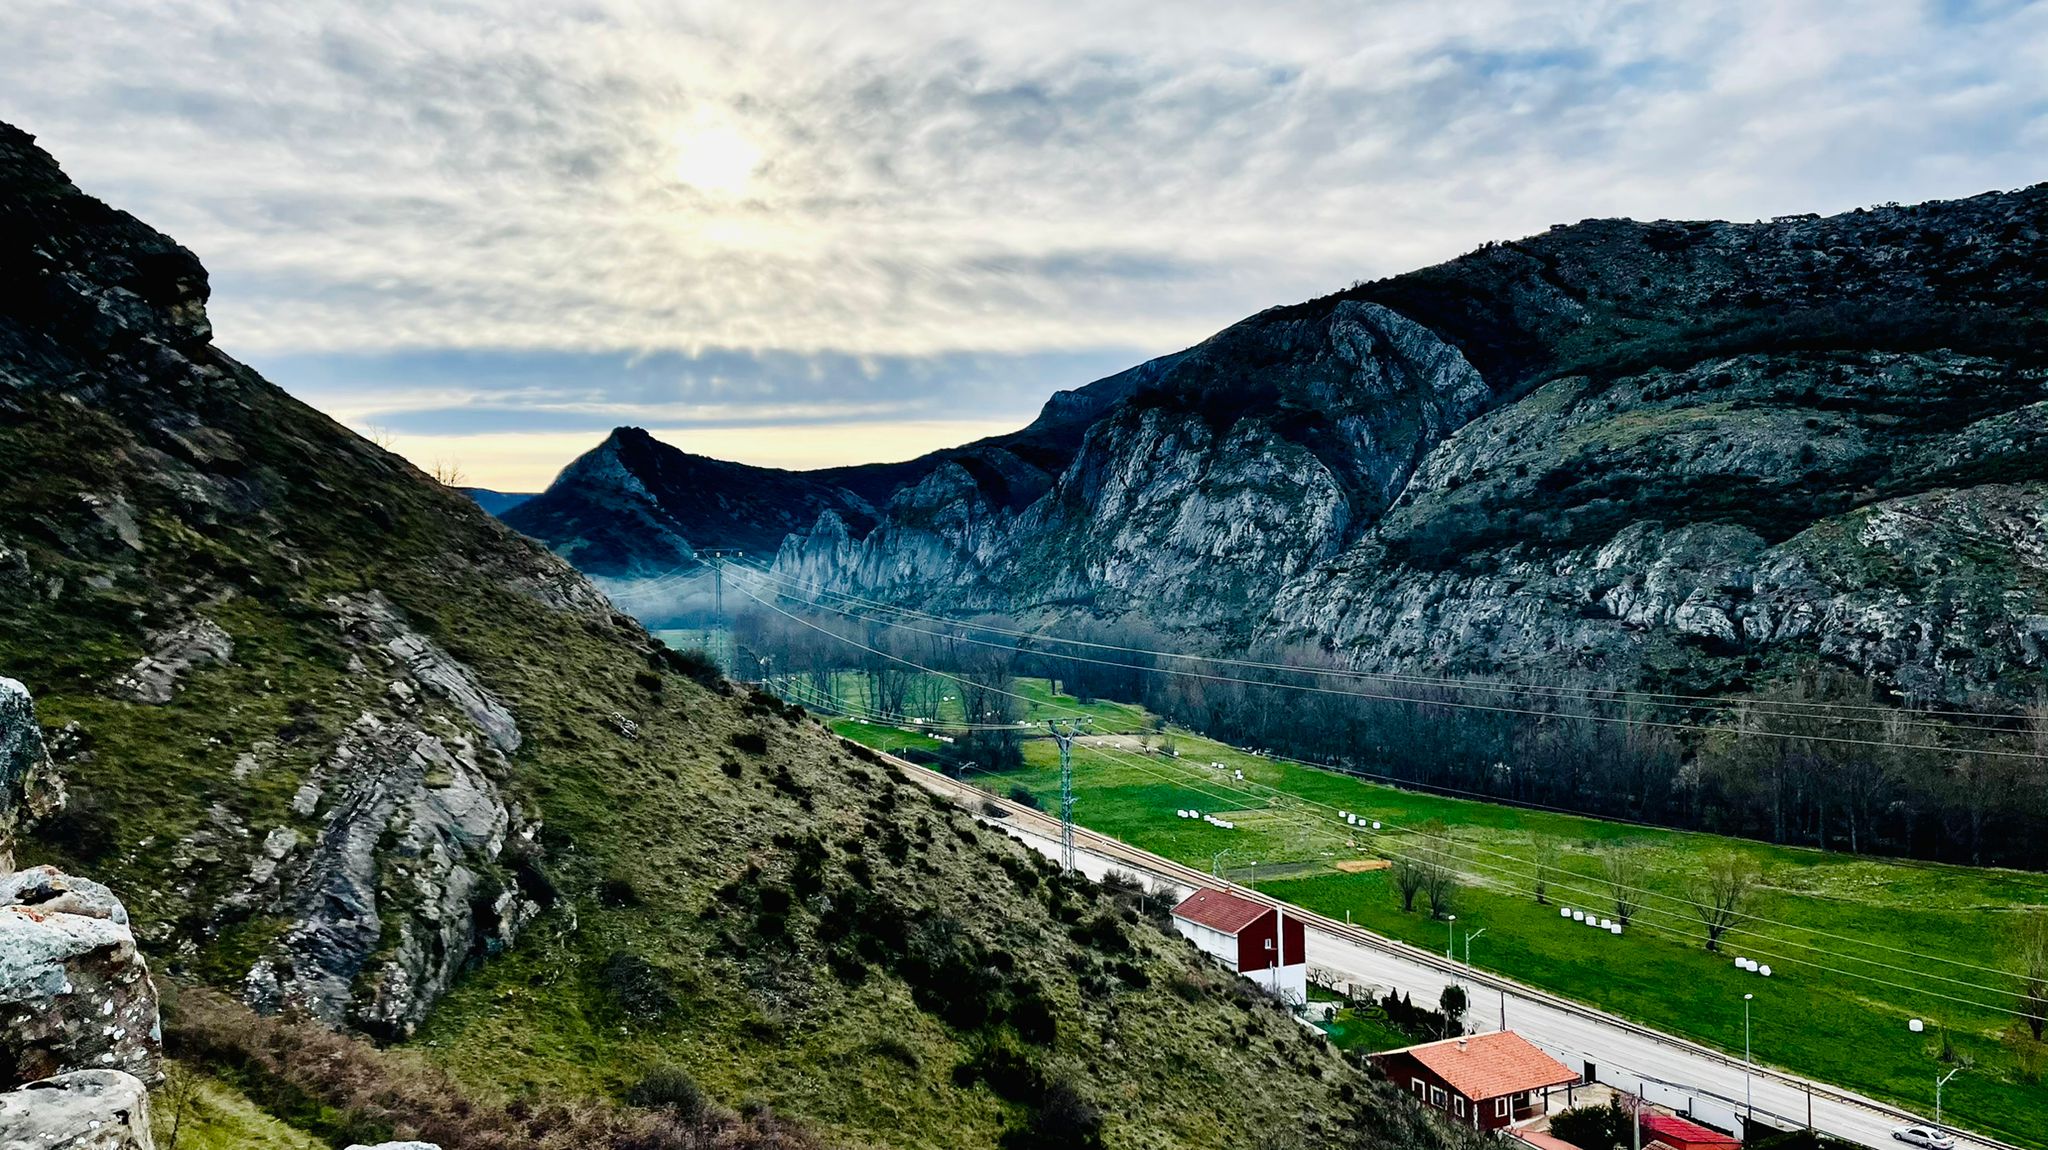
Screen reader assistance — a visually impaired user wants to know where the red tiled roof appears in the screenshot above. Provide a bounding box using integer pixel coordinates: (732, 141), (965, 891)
(1640, 1113), (1740, 1148)
(1375, 1031), (1579, 1101)
(1170, 887), (1271, 935)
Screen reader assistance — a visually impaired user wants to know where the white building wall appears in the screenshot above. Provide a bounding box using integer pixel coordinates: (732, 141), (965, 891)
(1172, 916), (1242, 972)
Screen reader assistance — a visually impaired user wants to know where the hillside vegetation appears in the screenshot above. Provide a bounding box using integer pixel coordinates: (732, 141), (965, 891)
(0, 121), (1468, 1148)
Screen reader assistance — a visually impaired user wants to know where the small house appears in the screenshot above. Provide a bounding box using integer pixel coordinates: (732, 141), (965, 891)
(1369, 1030), (1579, 1130)
(1169, 887), (1307, 1002)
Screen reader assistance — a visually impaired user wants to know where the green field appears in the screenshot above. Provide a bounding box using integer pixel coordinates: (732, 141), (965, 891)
(816, 677), (2048, 1149)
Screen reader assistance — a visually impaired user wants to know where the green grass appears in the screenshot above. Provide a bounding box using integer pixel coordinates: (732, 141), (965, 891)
(1319, 1008), (1425, 1055)
(828, 683), (2048, 1148)
(152, 1064), (328, 1150)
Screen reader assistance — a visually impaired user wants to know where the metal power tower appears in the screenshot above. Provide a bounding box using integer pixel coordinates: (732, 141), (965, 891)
(1046, 718), (1089, 872)
(698, 548), (743, 671)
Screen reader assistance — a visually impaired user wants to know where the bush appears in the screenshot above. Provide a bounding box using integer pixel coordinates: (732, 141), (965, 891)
(627, 1065), (707, 1118)
(600, 950), (677, 1023)
(1006, 785), (1041, 810)
(1550, 1100), (1631, 1150)
(599, 874), (641, 908)
(869, 1035), (921, 1069)
(729, 730), (768, 755)
(953, 1033), (1043, 1103)
(1002, 1078), (1104, 1150)
(664, 646), (723, 687)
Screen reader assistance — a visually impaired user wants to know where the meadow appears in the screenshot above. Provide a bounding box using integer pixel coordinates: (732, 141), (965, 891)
(813, 675), (2048, 1149)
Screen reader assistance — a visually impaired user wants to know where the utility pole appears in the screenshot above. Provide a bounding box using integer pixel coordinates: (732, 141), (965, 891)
(698, 548), (743, 672)
(1936, 1066), (1961, 1129)
(1047, 718), (1088, 873)
(1743, 993), (1755, 1129)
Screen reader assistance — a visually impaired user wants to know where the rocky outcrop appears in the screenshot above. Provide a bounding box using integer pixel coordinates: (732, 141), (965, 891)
(0, 866), (161, 1085)
(236, 593), (540, 1037)
(0, 1070), (154, 1149)
(0, 678), (59, 872)
(113, 618), (233, 704)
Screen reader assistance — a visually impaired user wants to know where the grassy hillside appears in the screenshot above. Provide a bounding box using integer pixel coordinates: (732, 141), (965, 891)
(812, 674), (2048, 1148)
(0, 121), (1470, 1150)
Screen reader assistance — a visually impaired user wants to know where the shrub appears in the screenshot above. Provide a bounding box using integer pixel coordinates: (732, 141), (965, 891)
(953, 1033), (1043, 1103)
(1002, 1078), (1104, 1150)
(1006, 785), (1041, 810)
(627, 1065), (707, 1118)
(1550, 1100), (1631, 1150)
(600, 950), (677, 1023)
(599, 874), (641, 908)
(869, 1035), (921, 1069)
(720, 757), (743, 778)
(665, 646), (723, 687)
(729, 730), (768, 755)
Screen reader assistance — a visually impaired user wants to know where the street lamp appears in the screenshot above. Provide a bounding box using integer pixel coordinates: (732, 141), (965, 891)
(1743, 993), (1755, 1126)
(1464, 927), (1487, 967)
(1936, 1066), (1962, 1129)
(1445, 914), (1457, 959)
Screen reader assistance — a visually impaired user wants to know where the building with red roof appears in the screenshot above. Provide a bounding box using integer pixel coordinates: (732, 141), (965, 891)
(1369, 1030), (1581, 1131)
(1169, 887), (1307, 1003)
(1639, 1111), (1742, 1150)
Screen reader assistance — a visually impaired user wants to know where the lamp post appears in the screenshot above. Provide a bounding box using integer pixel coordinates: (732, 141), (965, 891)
(1211, 848), (1233, 878)
(1743, 993), (1755, 1127)
(1445, 914), (1457, 959)
(1936, 1065), (1961, 1129)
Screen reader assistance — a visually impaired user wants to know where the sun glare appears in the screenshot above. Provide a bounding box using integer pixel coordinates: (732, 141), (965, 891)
(672, 121), (762, 195)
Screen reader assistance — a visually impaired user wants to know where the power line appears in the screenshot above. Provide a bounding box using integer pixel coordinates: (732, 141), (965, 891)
(726, 566), (2048, 762)
(743, 595), (2033, 1010)
(731, 556), (2037, 730)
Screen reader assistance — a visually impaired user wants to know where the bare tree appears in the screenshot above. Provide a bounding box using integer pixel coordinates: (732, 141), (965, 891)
(1420, 843), (1459, 920)
(1531, 838), (1561, 905)
(1686, 853), (1758, 952)
(1603, 847), (1646, 927)
(1391, 855), (1426, 913)
(431, 458), (466, 487)
(2020, 910), (2048, 1043)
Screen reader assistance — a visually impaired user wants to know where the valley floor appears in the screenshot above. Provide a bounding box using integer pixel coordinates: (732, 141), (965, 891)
(799, 674), (2048, 1150)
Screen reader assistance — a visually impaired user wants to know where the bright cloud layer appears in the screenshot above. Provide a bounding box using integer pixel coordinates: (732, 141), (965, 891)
(4, 1), (2045, 486)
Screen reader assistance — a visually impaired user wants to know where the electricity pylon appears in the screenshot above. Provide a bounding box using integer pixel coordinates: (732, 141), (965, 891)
(1046, 718), (1089, 872)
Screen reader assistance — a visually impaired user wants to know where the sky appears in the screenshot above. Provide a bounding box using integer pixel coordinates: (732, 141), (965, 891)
(4, 1), (2046, 489)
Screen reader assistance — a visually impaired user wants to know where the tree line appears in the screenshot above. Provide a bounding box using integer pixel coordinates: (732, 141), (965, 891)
(729, 608), (2048, 870)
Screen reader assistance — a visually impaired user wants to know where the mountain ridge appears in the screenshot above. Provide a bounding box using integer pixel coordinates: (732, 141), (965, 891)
(511, 179), (2048, 706)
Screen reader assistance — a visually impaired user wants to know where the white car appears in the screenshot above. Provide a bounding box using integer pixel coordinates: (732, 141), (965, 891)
(1892, 1126), (1957, 1150)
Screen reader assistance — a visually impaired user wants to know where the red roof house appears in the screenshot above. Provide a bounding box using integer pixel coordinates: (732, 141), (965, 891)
(1369, 1030), (1580, 1131)
(1169, 887), (1307, 1001)
(1639, 1112), (1742, 1150)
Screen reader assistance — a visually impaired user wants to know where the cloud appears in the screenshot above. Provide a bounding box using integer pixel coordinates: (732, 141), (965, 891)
(3, 0), (2045, 486)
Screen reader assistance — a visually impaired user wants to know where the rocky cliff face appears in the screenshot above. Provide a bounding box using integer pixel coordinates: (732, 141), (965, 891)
(0, 120), (582, 1039)
(765, 187), (2048, 702)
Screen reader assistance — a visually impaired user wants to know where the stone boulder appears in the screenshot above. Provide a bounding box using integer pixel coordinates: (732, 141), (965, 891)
(0, 867), (161, 1084)
(0, 678), (60, 872)
(0, 1069), (154, 1149)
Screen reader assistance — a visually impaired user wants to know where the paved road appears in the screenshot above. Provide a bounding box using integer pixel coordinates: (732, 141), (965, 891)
(892, 753), (2022, 1150)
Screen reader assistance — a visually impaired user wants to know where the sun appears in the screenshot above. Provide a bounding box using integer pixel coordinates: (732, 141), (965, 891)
(672, 121), (762, 196)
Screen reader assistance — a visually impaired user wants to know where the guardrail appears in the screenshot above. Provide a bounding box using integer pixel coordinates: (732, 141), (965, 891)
(866, 741), (2030, 1150)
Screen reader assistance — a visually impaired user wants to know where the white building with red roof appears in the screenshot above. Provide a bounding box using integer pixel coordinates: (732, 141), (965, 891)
(1369, 1030), (1581, 1131)
(1169, 887), (1307, 1003)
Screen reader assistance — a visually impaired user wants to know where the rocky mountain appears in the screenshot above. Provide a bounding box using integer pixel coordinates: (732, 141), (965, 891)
(0, 121), (1465, 1149)
(517, 185), (2048, 704)
(460, 487), (536, 517)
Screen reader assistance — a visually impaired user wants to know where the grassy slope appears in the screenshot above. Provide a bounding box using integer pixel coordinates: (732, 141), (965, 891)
(824, 678), (2048, 1147)
(0, 218), (1463, 1150)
